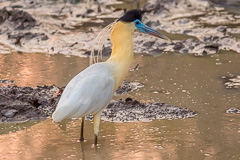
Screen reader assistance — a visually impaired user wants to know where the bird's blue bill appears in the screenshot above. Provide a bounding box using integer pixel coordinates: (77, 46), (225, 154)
(133, 19), (169, 40)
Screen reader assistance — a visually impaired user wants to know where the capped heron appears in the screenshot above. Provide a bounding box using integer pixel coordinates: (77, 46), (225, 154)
(52, 9), (169, 145)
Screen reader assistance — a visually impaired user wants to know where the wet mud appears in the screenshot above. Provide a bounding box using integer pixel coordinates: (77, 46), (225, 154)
(0, 84), (196, 122)
(0, 0), (239, 55)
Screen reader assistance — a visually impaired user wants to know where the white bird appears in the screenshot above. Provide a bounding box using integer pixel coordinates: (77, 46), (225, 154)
(52, 9), (169, 145)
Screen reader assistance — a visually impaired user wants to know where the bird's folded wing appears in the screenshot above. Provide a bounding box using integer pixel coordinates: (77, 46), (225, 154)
(52, 63), (114, 122)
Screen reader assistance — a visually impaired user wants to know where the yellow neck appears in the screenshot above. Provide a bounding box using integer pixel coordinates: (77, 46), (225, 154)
(106, 21), (135, 91)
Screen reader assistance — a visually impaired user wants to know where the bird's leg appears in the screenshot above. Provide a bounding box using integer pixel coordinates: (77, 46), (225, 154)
(93, 112), (101, 146)
(80, 116), (85, 141)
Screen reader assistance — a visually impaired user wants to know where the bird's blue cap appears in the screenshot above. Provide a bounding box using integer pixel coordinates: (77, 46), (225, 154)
(118, 9), (169, 40)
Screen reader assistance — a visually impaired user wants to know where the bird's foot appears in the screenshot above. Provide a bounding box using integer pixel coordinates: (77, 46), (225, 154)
(80, 137), (84, 142)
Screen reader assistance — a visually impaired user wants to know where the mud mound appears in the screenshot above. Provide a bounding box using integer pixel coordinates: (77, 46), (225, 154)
(99, 98), (196, 122)
(0, 85), (59, 122)
(0, 84), (196, 122)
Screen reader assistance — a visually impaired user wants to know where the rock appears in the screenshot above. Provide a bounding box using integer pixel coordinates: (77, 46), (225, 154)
(226, 107), (240, 114)
(143, 41), (155, 48)
(216, 26), (227, 33)
(175, 18), (190, 25)
(146, 21), (160, 27)
(1, 109), (18, 118)
(204, 44), (219, 54)
(223, 75), (240, 89)
(173, 42), (184, 51)
(0, 79), (14, 84)
(148, 48), (164, 54)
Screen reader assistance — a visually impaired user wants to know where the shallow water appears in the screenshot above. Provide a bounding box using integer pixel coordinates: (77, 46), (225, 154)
(0, 51), (240, 160)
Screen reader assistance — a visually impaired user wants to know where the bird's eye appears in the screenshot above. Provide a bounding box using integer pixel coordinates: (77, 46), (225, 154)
(135, 21), (140, 25)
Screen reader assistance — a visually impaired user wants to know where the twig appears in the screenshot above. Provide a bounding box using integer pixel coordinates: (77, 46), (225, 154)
(131, 63), (139, 71)
(69, 42), (78, 47)
(14, 36), (23, 46)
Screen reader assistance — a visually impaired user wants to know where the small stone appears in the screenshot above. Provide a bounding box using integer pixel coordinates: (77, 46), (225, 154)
(173, 42), (184, 51)
(175, 18), (189, 25)
(149, 48), (164, 55)
(146, 21), (160, 27)
(1, 109), (18, 118)
(143, 41), (155, 48)
(226, 107), (240, 114)
(216, 26), (227, 33)
(0, 79), (14, 84)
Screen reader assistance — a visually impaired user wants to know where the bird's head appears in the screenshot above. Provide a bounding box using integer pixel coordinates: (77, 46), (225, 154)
(117, 9), (169, 40)
(90, 9), (169, 64)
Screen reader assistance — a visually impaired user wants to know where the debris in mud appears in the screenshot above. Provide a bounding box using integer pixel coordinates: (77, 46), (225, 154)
(226, 107), (240, 114)
(0, 84), (196, 122)
(8, 32), (48, 41)
(223, 75), (240, 89)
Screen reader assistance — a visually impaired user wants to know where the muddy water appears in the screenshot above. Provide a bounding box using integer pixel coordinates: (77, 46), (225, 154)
(0, 51), (240, 160)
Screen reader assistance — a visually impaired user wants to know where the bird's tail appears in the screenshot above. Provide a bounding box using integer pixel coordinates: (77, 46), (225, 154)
(52, 104), (77, 122)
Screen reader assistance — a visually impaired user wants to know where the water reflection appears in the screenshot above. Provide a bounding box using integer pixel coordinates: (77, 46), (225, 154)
(0, 119), (199, 160)
(0, 53), (89, 87)
(0, 116), (239, 160)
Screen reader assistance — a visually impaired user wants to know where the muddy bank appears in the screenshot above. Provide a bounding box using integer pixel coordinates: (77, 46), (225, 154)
(0, 0), (121, 55)
(137, 0), (240, 55)
(0, 84), (196, 122)
(0, 0), (240, 56)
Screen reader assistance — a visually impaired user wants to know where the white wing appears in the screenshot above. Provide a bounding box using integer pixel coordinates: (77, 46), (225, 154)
(52, 63), (114, 122)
